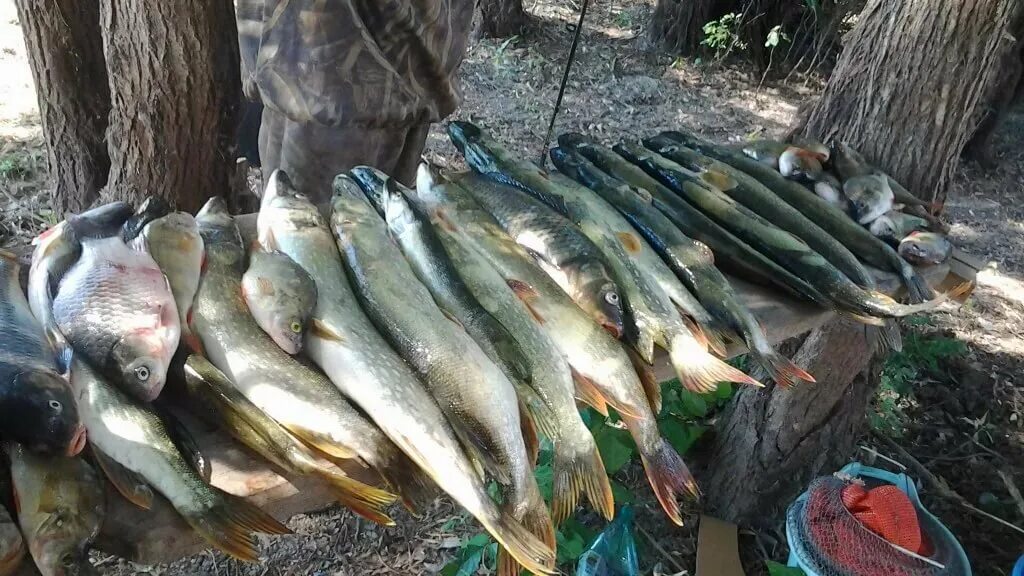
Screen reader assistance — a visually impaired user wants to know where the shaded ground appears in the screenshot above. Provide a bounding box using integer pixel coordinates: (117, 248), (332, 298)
(1, 0), (1022, 574)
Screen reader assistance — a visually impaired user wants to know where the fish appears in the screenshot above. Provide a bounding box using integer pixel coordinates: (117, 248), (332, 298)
(331, 174), (555, 575)
(738, 140), (788, 167)
(258, 177), (555, 575)
(120, 197), (171, 243)
(9, 444), (104, 576)
(789, 136), (830, 162)
(565, 136), (833, 306)
(71, 357), (290, 562)
(553, 138), (814, 388)
(424, 196), (614, 523)
(241, 249), (317, 355)
(832, 141), (943, 216)
(191, 198), (427, 519)
(843, 174), (894, 225)
(348, 167), (530, 385)
(644, 134), (877, 291)
(664, 130), (939, 303)
(868, 211), (930, 245)
(410, 165), (627, 341)
(809, 173), (849, 213)
(51, 222), (180, 402)
(130, 211), (205, 353)
(415, 162), (700, 526)
(449, 122), (734, 359)
(169, 352), (397, 524)
(618, 145), (951, 320)
(898, 232), (952, 266)
(0, 500), (23, 576)
(28, 202), (135, 374)
(0, 251), (85, 457)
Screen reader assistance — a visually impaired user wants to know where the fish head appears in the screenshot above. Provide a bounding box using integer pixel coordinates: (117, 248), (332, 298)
(109, 330), (171, 401)
(898, 232), (951, 265)
(867, 213), (900, 243)
(575, 263), (624, 339)
(382, 179), (418, 237)
(348, 166), (393, 214)
(27, 517), (97, 576)
(242, 271), (312, 355)
(5, 370), (85, 457)
(849, 191), (888, 225)
(446, 122), (501, 176)
(331, 174), (378, 230)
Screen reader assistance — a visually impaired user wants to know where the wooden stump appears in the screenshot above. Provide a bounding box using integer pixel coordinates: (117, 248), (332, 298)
(701, 318), (884, 525)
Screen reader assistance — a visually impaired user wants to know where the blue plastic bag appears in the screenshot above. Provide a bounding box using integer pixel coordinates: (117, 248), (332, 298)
(576, 506), (640, 576)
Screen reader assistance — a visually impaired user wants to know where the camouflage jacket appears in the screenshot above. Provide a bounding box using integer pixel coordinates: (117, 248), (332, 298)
(238, 0), (474, 129)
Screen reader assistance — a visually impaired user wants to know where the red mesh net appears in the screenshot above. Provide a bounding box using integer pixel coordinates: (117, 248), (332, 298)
(787, 476), (959, 576)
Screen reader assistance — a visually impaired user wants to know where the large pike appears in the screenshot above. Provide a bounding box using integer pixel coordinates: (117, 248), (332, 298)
(643, 134), (875, 290)
(71, 358), (290, 562)
(332, 174), (555, 576)
(348, 166), (530, 387)
(414, 164), (699, 525)
(618, 145), (950, 320)
(553, 139), (814, 388)
(664, 131), (936, 303)
(0, 250), (85, 457)
(191, 198), (428, 516)
(257, 173), (554, 576)
(9, 445), (104, 576)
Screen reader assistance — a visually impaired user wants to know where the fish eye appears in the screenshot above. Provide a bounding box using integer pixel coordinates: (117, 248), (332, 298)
(61, 553), (75, 567)
(290, 321), (302, 333)
(135, 366), (151, 382)
(605, 292), (620, 305)
(48, 400), (62, 412)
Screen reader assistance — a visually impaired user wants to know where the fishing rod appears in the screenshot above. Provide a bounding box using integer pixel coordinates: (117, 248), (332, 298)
(537, 0), (592, 166)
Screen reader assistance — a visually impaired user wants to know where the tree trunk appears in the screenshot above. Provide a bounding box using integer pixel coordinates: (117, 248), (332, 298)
(14, 0), (110, 215)
(647, 0), (717, 55)
(97, 0), (241, 213)
(702, 319), (881, 525)
(478, 0), (527, 38)
(801, 0), (1021, 207)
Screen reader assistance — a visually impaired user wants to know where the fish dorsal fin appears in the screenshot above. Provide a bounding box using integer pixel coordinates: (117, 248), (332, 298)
(699, 170), (737, 191)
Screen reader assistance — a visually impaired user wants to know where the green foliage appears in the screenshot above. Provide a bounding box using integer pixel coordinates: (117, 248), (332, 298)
(441, 533), (498, 576)
(701, 13), (746, 57)
(766, 560), (806, 576)
(871, 328), (967, 437)
(0, 153), (33, 180)
(765, 25), (790, 48)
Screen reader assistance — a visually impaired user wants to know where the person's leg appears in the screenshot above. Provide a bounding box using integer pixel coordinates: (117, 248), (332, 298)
(258, 105), (286, 181)
(391, 123), (431, 185)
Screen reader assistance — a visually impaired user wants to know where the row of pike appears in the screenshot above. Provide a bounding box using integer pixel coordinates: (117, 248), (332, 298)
(0, 122), (964, 576)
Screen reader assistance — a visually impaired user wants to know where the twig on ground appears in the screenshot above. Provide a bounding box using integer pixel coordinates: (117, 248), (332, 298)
(997, 469), (1024, 520)
(873, 432), (1024, 536)
(859, 444), (908, 470)
(637, 523), (687, 574)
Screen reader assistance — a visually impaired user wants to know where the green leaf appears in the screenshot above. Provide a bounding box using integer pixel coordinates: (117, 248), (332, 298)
(677, 388), (708, 418)
(713, 380), (735, 401)
(440, 534), (493, 576)
(557, 518), (597, 564)
(466, 532), (492, 548)
(610, 479), (636, 504)
(591, 422), (636, 474)
(659, 417), (706, 455)
(535, 463), (554, 504)
(766, 560), (805, 576)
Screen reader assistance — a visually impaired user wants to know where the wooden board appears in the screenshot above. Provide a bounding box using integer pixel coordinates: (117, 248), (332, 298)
(11, 213), (981, 566)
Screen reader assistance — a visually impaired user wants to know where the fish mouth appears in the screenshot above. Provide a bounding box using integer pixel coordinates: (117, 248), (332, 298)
(600, 321), (624, 340)
(66, 424), (87, 457)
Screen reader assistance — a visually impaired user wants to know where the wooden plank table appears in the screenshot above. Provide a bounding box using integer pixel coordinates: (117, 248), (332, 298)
(9, 217), (979, 568)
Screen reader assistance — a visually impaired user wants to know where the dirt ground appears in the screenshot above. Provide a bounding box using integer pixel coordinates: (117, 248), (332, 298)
(1, 0), (1022, 574)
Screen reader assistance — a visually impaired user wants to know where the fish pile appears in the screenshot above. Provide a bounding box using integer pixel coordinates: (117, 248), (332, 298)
(0, 120), (964, 576)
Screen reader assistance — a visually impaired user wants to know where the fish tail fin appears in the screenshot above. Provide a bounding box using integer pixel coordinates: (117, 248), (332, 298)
(668, 334), (763, 393)
(863, 279), (970, 317)
(868, 320), (903, 354)
(188, 489), (291, 563)
(571, 368), (609, 416)
(628, 429), (699, 526)
(480, 508), (557, 576)
(627, 347), (662, 414)
(551, 431), (614, 524)
(318, 470), (398, 526)
(750, 348), (815, 388)
(496, 486), (557, 576)
(903, 267), (936, 303)
(679, 312), (729, 357)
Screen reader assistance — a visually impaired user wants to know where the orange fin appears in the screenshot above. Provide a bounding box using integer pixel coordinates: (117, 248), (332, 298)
(627, 348), (662, 415)
(571, 368), (609, 416)
(627, 429), (700, 526)
(551, 435), (614, 524)
(431, 208), (458, 232)
(700, 170), (737, 191)
(309, 318), (345, 343)
(615, 231), (642, 254)
(507, 279), (545, 324)
(678, 312), (710, 353)
(669, 341), (764, 394)
(255, 277), (275, 296)
(497, 488), (557, 576)
(518, 396), (540, 466)
(753, 349), (815, 388)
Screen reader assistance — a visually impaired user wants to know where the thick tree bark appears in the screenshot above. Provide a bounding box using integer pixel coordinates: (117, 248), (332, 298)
(801, 0), (1020, 207)
(14, 0), (110, 214)
(702, 319), (881, 525)
(478, 0), (527, 38)
(97, 0), (241, 212)
(647, 0), (717, 55)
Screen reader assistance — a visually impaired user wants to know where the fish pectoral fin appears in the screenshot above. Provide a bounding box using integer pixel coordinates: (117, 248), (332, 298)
(516, 395), (540, 466)
(506, 279), (545, 324)
(92, 445), (154, 510)
(286, 426), (360, 462)
(570, 368), (608, 417)
(699, 170), (737, 191)
(438, 307), (465, 330)
(452, 423), (512, 485)
(309, 318), (345, 343)
(430, 208), (458, 232)
(260, 227), (280, 251)
(627, 348), (662, 415)
(512, 382), (559, 439)
(615, 231), (642, 254)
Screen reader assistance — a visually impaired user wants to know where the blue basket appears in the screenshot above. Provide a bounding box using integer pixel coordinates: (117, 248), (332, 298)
(786, 462), (971, 576)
